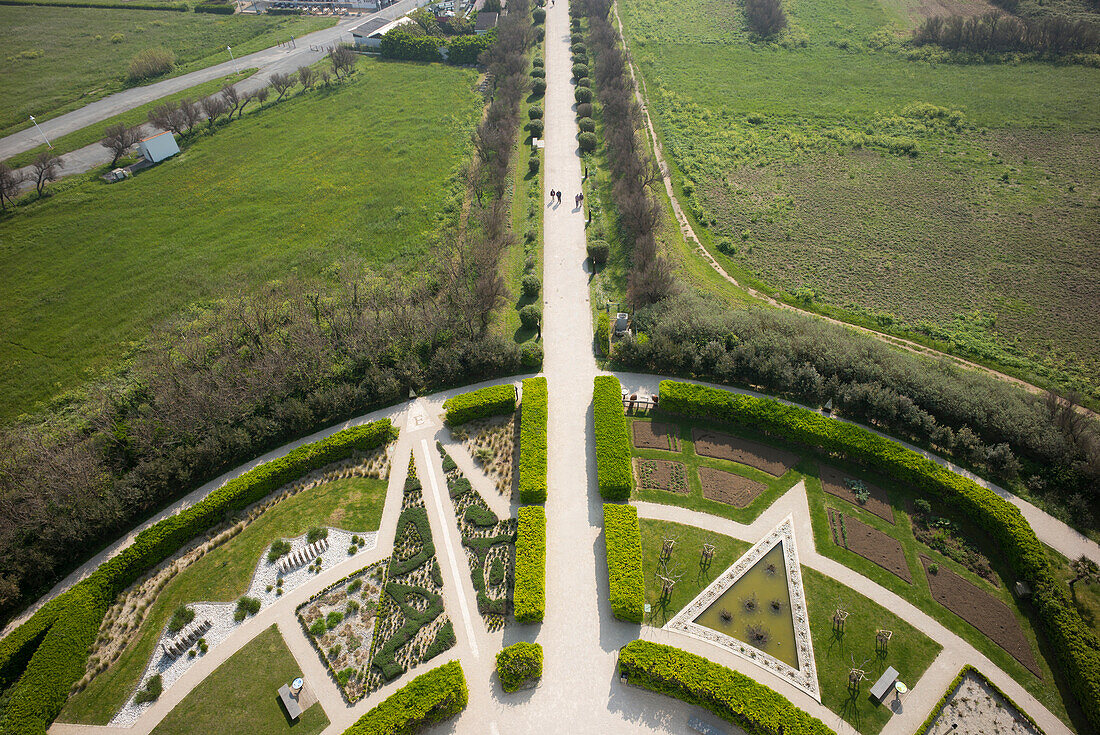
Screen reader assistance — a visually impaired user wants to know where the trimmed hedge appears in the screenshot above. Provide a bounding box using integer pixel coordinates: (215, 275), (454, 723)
(496, 641), (543, 692)
(342, 660), (468, 735)
(380, 31), (444, 62)
(446, 33), (493, 65)
(514, 506), (546, 623)
(595, 312), (610, 356)
(603, 504), (644, 624)
(659, 380), (1100, 730)
(518, 378), (548, 503)
(0, 420), (397, 735)
(443, 384), (517, 426)
(618, 641), (838, 735)
(593, 376), (632, 499)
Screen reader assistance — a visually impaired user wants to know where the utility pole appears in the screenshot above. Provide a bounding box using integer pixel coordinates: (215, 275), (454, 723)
(29, 115), (52, 149)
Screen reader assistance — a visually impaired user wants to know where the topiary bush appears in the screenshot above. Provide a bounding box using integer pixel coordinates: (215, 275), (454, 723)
(514, 506), (546, 623)
(522, 274), (541, 297)
(520, 341), (543, 369)
(528, 155), (540, 174)
(572, 63), (589, 79)
(531, 67), (546, 79)
(528, 105), (544, 119)
(604, 504), (644, 623)
(527, 118), (545, 138)
(593, 376), (632, 499)
(533, 6), (545, 22)
(519, 377), (548, 503)
(532, 79), (546, 96)
(571, 42), (586, 53)
(577, 77), (591, 88)
(533, 56), (544, 67)
(520, 304), (542, 330)
(575, 87), (592, 103)
(443, 384), (517, 425)
(577, 102), (593, 118)
(578, 131), (598, 152)
(578, 117), (596, 133)
(588, 240), (609, 265)
(342, 660), (468, 734)
(496, 642), (543, 692)
(595, 311), (610, 356)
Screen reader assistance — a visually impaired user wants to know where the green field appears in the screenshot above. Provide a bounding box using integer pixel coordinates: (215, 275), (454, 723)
(60, 474), (388, 724)
(149, 625), (329, 735)
(618, 0), (1100, 400)
(0, 5), (334, 135)
(0, 56), (480, 420)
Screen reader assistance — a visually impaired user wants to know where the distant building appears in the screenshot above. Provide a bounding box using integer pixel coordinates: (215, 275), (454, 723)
(353, 15), (417, 47)
(137, 131), (179, 163)
(474, 11), (498, 33)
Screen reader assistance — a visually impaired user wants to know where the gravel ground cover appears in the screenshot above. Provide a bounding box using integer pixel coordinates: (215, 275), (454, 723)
(631, 420), (679, 451)
(634, 458), (688, 494)
(921, 555), (1040, 677)
(698, 466), (766, 508)
(828, 509), (912, 583)
(923, 668), (1044, 735)
(820, 465), (894, 524)
(692, 428), (798, 476)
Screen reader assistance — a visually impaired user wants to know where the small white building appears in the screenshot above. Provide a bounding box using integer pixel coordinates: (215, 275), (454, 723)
(137, 131), (180, 164)
(352, 15), (417, 48)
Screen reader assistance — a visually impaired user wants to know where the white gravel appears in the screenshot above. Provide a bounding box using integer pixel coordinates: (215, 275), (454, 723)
(110, 527), (377, 727)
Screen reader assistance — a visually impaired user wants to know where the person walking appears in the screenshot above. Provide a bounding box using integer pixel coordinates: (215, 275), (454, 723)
(577, 192), (584, 209)
(557, 191), (562, 205)
(549, 189), (556, 205)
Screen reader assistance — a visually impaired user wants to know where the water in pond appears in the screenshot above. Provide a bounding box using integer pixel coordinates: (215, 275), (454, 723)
(694, 542), (799, 669)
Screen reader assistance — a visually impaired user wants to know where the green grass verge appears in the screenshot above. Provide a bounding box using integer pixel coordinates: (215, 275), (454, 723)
(60, 474), (387, 724)
(148, 625), (328, 735)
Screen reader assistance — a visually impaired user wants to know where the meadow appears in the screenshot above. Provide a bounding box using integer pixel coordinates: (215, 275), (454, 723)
(0, 57), (481, 420)
(0, 5), (333, 135)
(618, 0), (1100, 400)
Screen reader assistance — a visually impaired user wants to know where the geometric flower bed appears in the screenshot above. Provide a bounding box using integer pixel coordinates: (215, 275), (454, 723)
(698, 466), (766, 507)
(921, 667), (1043, 735)
(828, 509), (912, 583)
(365, 458), (455, 693)
(634, 458), (688, 494)
(440, 444), (516, 630)
(691, 428), (798, 477)
(298, 560), (387, 703)
(819, 465), (894, 523)
(456, 415), (516, 497)
(631, 420), (679, 451)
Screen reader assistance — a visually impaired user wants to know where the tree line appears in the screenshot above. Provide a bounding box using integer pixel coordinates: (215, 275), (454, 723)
(913, 11), (1100, 55)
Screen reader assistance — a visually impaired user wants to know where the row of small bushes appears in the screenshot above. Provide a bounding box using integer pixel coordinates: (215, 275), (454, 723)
(378, 30), (494, 65)
(342, 660), (468, 735)
(495, 641), (543, 692)
(514, 506), (546, 623)
(603, 504), (643, 623)
(0, 420), (398, 734)
(658, 379), (1100, 731)
(443, 384), (517, 425)
(618, 640), (837, 735)
(593, 375), (632, 499)
(518, 377), (548, 503)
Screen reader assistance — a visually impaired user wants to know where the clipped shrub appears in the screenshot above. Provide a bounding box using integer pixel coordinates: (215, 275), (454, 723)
(604, 504), (644, 623)
(520, 341), (543, 369)
(571, 42), (587, 54)
(532, 56), (544, 67)
(514, 506), (546, 623)
(527, 118), (545, 138)
(528, 105), (544, 120)
(577, 77), (591, 88)
(521, 274), (541, 297)
(519, 304), (542, 330)
(443, 384), (516, 425)
(496, 642), (543, 692)
(519, 378), (548, 503)
(572, 63), (589, 79)
(572, 53), (588, 65)
(528, 156), (541, 174)
(531, 67), (546, 78)
(593, 376), (632, 499)
(595, 311), (610, 356)
(587, 241), (609, 265)
(464, 504), (498, 527)
(578, 131), (598, 152)
(532, 79), (546, 95)
(619, 641), (837, 735)
(576, 102), (593, 118)
(533, 6), (545, 22)
(380, 29), (443, 62)
(446, 34), (492, 65)
(578, 117), (596, 133)
(342, 660), (468, 734)
(127, 47), (175, 82)
(575, 87), (592, 103)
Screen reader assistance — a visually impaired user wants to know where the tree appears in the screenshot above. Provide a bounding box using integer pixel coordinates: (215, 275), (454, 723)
(221, 83), (243, 118)
(270, 72), (295, 101)
(101, 123), (143, 167)
(0, 162), (24, 210)
(200, 94), (229, 130)
(744, 0), (787, 37)
(329, 46), (356, 79)
(1069, 555), (1100, 590)
(254, 86), (270, 107)
(148, 101), (185, 135)
(297, 65), (315, 90)
(178, 98), (202, 132)
(236, 89), (257, 118)
(31, 152), (63, 195)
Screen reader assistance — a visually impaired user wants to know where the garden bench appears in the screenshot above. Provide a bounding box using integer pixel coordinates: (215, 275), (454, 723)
(278, 684), (302, 720)
(688, 716), (724, 734)
(870, 666), (899, 703)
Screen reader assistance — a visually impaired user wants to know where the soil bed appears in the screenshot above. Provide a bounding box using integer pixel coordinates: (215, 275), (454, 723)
(634, 458), (688, 494)
(923, 669), (1042, 735)
(820, 465), (894, 524)
(691, 429), (798, 476)
(698, 467), (766, 508)
(632, 420), (679, 451)
(829, 509), (911, 583)
(920, 556), (1040, 677)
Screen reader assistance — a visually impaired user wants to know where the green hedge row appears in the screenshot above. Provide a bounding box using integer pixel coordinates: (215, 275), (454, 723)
(0, 420), (397, 735)
(595, 311), (610, 356)
(593, 375), (632, 500)
(619, 641), (837, 735)
(518, 377), (548, 503)
(443, 384), (517, 426)
(496, 641), (543, 693)
(659, 380), (1100, 730)
(603, 504), (643, 624)
(514, 506), (546, 623)
(342, 660), (468, 735)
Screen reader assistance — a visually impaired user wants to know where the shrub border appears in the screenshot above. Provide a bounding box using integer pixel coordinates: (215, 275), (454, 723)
(518, 377), (548, 503)
(594, 375), (632, 499)
(341, 659), (468, 735)
(443, 384), (517, 426)
(514, 506), (546, 623)
(603, 503), (643, 624)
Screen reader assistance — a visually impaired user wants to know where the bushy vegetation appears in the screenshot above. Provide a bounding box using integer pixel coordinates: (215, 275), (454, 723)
(914, 13), (1099, 57)
(618, 641), (838, 735)
(658, 380), (1100, 730)
(126, 46), (174, 81)
(514, 506), (546, 623)
(518, 378), (548, 503)
(743, 0), (786, 37)
(444, 384), (517, 425)
(341, 660), (467, 735)
(593, 376), (633, 499)
(603, 504), (644, 623)
(496, 641), (542, 692)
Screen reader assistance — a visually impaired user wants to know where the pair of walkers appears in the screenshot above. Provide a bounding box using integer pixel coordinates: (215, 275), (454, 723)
(548, 189), (584, 209)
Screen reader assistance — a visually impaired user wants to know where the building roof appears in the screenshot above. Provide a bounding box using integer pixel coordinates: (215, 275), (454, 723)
(352, 17), (391, 37)
(474, 11), (498, 30)
(140, 130), (173, 143)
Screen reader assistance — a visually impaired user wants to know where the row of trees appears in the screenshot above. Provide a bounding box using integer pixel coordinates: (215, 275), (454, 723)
(913, 12), (1100, 55)
(582, 0), (677, 307)
(0, 153), (63, 203)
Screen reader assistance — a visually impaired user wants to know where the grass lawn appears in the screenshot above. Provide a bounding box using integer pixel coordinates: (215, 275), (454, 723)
(0, 5), (333, 136)
(149, 625), (328, 735)
(617, 0), (1100, 401)
(60, 474), (387, 725)
(638, 519), (942, 735)
(0, 56), (481, 421)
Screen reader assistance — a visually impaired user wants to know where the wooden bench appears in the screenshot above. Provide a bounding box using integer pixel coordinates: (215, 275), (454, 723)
(278, 684), (302, 720)
(870, 666), (899, 703)
(688, 716), (724, 734)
